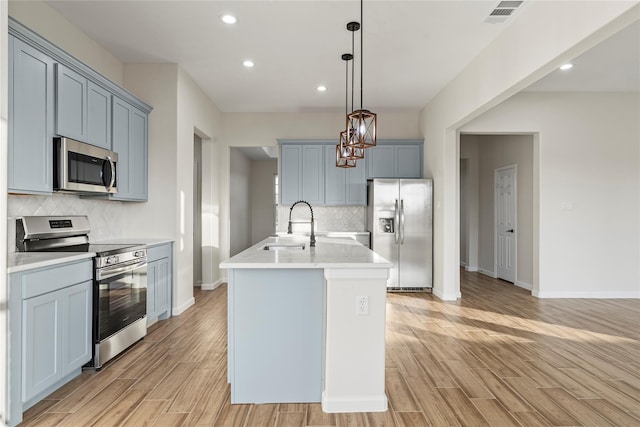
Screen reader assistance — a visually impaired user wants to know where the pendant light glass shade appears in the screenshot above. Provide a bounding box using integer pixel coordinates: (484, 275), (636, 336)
(347, 109), (377, 148)
(336, 130), (357, 168)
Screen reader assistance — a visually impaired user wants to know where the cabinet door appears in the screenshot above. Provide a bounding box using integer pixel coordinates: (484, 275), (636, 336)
(346, 159), (367, 205)
(111, 96), (148, 201)
(56, 64), (88, 141)
(23, 290), (63, 402)
(280, 145), (301, 205)
(395, 145), (422, 178)
(324, 145), (346, 205)
(155, 257), (171, 318)
(63, 281), (92, 375)
(301, 145), (324, 205)
(8, 36), (55, 194)
(87, 82), (111, 149)
(146, 261), (157, 325)
(366, 145), (395, 178)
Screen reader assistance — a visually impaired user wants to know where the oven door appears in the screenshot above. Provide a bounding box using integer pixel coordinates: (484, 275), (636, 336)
(55, 137), (118, 194)
(95, 259), (147, 342)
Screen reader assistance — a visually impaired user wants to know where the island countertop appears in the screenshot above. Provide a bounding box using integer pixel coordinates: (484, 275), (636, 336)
(219, 236), (391, 269)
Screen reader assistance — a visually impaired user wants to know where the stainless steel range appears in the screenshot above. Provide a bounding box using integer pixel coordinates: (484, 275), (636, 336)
(16, 215), (147, 369)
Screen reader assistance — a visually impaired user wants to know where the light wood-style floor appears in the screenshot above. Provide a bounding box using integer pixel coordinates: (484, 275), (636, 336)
(21, 270), (640, 426)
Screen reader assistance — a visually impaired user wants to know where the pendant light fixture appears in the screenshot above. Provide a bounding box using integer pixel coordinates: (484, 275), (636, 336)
(347, 0), (377, 149)
(336, 53), (357, 168)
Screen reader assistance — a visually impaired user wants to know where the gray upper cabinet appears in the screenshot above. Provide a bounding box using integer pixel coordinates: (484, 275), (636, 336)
(280, 144), (324, 206)
(55, 64), (88, 142)
(87, 82), (112, 149)
(8, 18), (152, 200)
(111, 96), (148, 201)
(56, 64), (113, 150)
(366, 142), (423, 179)
(8, 35), (55, 195)
(324, 145), (346, 205)
(324, 145), (367, 206)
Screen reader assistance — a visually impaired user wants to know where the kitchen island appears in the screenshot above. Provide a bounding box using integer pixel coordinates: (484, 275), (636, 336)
(220, 236), (392, 413)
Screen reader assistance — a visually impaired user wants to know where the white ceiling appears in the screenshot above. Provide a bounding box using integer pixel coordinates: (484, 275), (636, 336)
(525, 20), (639, 93)
(46, 0), (520, 113)
(45, 1), (638, 115)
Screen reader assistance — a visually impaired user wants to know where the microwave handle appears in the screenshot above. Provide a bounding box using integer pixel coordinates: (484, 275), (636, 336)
(106, 156), (116, 191)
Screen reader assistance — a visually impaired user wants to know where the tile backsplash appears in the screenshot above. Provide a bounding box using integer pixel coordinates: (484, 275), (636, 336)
(276, 205), (366, 233)
(8, 193), (125, 252)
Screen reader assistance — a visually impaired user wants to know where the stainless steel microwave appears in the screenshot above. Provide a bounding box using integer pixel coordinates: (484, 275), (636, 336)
(54, 137), (118, 194)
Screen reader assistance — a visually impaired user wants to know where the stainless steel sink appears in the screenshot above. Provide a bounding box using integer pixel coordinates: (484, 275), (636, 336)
(263, 243), (306, 251)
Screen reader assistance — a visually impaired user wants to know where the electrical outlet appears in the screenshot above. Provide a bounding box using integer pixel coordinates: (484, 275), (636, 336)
(356, 296), (369, 315)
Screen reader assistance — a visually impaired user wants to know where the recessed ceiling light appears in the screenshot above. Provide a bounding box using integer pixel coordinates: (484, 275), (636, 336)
(220, 14), (237, 24)
(560, 63), (574, 71)
(317, 85), (327, 92)
(242, 60), (255, 68)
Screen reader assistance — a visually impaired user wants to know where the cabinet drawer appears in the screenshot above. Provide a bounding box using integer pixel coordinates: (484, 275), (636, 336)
(22, 260), (93, 299)
(147, 244), (171, 262)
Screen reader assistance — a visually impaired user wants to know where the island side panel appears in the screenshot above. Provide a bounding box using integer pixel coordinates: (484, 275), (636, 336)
(322, 268), (389, 413)
(229, 268), (325, 404)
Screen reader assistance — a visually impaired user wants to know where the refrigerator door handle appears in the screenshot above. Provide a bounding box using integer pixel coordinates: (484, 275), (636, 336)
(400, 199), (406, 244)
(394, 199), (400, 244)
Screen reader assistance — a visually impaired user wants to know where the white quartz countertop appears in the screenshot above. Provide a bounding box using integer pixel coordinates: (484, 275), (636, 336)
(220, 236), (391, 269)
(8, 252), (95, 274)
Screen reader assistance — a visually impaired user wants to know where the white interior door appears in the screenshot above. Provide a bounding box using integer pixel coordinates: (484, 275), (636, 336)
(495, 165), (516, 283)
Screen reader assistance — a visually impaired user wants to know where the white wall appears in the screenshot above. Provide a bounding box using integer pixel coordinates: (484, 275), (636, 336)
(461, 92), (639, 298)
(229, 149), (252, 256)
(461, 134), (534, 289)
(251, 159), (277, 244)
(420, 2), (639, 300)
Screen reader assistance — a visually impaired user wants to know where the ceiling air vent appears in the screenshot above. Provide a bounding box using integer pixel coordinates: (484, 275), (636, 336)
(485, 1), (524, 23)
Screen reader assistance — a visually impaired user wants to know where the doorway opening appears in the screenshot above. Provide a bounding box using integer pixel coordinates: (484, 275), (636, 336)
(459, 134), (534, 292)
(229, 147), (278, 256)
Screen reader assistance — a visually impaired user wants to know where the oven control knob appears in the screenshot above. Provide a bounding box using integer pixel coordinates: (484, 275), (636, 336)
(106, 256), (118, 265)
(134, 250), (145, 258)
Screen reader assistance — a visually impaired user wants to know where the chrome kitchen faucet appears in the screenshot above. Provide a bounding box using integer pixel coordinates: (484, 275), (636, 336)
(287, 200), (316, 247)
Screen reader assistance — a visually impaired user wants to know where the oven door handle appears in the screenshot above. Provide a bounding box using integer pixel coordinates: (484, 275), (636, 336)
(97, 259), (147, 281)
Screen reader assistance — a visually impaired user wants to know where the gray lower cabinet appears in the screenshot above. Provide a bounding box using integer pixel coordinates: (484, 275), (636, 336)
(366, 143), (423, 179)
(111, 96), (149, 201)
(8, 35), (55, 195)
(146, 243), (172, 326)
(8, 259), (93, 427)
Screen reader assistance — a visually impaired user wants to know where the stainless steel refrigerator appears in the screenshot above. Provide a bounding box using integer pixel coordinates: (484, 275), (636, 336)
(367, 179), (433, 291)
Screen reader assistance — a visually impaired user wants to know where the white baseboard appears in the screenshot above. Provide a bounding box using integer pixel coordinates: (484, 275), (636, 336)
(172, 297), (195, 316)
(201, 278), (226, 291)
(321, 392), (387, 413)
(478, 269), (497, 279)
(515, 280), (532, 290)
(465, 266), (479, 272)
(534, 290), (640, 299)
(460, 261), (468, 267)
(431, 287), (459, 301)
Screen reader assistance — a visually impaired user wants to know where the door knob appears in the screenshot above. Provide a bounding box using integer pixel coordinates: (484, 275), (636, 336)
(506, 229), (514, 233)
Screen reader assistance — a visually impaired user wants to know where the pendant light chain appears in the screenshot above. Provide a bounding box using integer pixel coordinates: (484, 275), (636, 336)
(360, 0), (363, 111)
